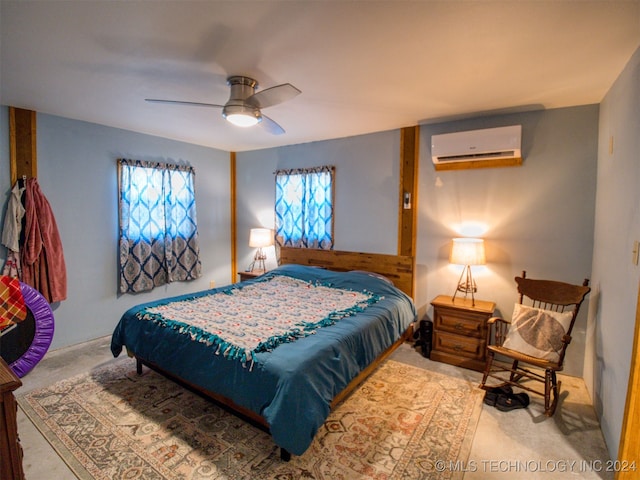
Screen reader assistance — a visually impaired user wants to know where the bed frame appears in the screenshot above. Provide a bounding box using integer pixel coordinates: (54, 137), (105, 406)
(135, 247), (416, 461)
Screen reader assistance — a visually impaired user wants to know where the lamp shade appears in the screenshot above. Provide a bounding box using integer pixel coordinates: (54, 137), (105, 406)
(449, 238), (486, 266)
(249, 228), (273, 248)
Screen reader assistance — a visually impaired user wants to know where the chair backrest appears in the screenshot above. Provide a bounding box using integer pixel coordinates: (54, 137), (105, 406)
(515, 271), (591, 363)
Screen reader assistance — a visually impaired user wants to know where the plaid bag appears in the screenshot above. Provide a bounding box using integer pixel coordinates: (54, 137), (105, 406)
(0, 276), (27, 333)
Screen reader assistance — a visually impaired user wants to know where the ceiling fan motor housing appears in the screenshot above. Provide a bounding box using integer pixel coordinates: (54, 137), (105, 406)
(227, 76), (258, 97)
(223, 76), (262, 123)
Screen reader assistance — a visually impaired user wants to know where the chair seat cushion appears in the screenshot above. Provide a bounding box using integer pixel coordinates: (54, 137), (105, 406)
(501, 303), (573, 363)
(487, 345), (560, 369)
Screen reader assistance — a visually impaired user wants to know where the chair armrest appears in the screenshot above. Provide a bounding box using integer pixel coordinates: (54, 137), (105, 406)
(487, 316), (507, 325)
(486, 316), (510, 346)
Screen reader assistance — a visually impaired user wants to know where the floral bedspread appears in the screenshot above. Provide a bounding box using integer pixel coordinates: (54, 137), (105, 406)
(139, 275), (380, 368)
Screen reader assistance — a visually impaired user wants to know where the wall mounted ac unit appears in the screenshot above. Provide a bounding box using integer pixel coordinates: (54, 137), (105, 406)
(431, 125), (522, 170)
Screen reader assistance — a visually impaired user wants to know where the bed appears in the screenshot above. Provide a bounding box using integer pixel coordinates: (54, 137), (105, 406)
(110, 247), (416, 459)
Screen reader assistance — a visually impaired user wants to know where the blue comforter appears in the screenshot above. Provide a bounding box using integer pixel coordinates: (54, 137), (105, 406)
(111, 264), (416, 455)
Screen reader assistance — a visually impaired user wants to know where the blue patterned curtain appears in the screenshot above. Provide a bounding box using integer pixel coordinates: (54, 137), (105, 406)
(118, 159), (201, 293)
(275, 166), (334, 249)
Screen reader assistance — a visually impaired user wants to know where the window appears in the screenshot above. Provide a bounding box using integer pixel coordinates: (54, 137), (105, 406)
(275, 166), (334, 249)
(118, 159), (201, 293)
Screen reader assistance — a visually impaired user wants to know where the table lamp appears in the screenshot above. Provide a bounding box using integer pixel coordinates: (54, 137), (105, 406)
(450, 237), (486, 306)
(248, 228), (273, 272)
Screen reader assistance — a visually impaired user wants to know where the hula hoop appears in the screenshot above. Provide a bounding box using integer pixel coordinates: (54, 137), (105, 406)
(8, 282), (55, 377)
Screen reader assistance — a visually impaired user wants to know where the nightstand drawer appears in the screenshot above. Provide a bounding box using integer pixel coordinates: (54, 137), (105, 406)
(433, 330), (486, 361)
(433, 308), (486, 338)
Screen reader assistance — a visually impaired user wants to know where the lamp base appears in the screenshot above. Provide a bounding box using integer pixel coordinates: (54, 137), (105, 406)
(248, 248), (267, 272)
(451, 265), (478, 306)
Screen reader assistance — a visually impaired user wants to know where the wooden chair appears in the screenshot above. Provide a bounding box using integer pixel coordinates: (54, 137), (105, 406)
(480, 271), (590, 416)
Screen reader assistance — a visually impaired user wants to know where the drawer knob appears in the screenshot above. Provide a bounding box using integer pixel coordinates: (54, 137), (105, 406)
(454, 322), (464, 331)
(454, 344), (463, 352)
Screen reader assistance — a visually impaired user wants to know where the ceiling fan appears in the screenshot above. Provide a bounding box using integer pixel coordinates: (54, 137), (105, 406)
(145, 75), (301, 135)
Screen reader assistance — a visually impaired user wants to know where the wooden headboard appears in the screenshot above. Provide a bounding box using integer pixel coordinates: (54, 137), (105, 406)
(279, 247), (415, 299)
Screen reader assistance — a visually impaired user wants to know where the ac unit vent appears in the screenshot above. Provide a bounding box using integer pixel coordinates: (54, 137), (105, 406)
(436, 150), (517, 162)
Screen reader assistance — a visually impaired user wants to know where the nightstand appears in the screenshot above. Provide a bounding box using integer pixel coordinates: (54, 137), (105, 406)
(430, 295), (496, 371)
(237, 270), (266, 282)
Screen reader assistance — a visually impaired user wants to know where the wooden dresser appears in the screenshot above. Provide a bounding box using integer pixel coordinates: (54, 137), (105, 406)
(430, 295), (496, 371)
(0, 358), (25, 480)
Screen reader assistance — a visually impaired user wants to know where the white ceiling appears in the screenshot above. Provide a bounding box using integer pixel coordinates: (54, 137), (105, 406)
(2, 1), (639, 152)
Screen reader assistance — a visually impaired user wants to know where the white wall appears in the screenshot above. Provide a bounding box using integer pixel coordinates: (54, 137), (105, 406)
(235, 130), (401, 271)
(0, 109), (232, 350)
(0, 110), (11, 250)
(587, 45), (640, 461)
(417, 106), (598, 378)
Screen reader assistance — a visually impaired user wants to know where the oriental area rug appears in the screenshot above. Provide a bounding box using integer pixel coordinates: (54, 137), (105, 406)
(17, 358), (483, 480)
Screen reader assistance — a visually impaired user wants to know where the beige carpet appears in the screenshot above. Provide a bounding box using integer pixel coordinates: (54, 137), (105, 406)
(18, 358), (483, 480)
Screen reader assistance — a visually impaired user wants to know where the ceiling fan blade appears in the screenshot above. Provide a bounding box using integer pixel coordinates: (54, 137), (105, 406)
(260, 114), (286, 135)
(145, 99), (224, 108)
(246, 83), (301, 109)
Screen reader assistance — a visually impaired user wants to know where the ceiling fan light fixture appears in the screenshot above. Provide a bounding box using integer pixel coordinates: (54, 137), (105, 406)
(226, 113), (260, 127)
(223, 104), (261, 128)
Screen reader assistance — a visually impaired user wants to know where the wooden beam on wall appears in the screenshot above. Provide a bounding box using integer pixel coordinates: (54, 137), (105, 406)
(230, 152), (237, 284)
(9, 107), (38, 185)
(616, 280), (640, 479)
(398, 125), (419, 258)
